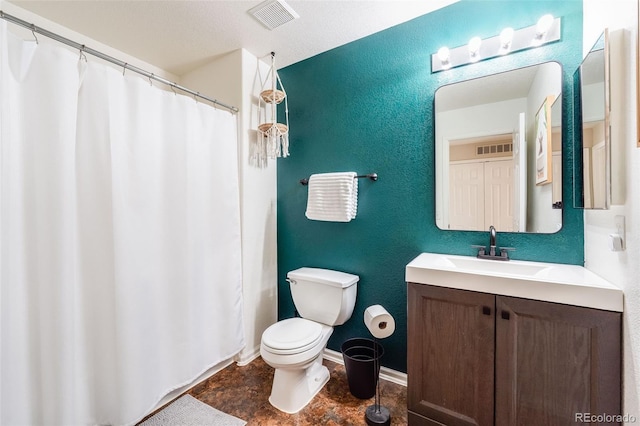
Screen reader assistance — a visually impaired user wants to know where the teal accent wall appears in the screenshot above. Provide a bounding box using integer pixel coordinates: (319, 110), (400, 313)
(277, 0), (583, 373)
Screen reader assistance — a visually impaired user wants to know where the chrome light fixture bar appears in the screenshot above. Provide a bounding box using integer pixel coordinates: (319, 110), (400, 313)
(431, 15), (561, 73)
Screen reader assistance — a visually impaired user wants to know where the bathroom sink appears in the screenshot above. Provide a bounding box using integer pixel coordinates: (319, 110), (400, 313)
(436, 255), (549, 277)
(406, 253), (623, 312)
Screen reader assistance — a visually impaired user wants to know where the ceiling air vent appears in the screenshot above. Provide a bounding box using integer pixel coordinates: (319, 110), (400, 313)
(249, 0), (300, 30)
(476, 143), (512, 156)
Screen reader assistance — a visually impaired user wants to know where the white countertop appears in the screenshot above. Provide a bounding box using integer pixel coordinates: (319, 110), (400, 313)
(405, 253), (623, 312)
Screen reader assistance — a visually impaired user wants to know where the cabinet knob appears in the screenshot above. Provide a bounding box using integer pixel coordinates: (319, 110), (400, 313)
(501, 311), (510, 320)
(482, 306), (491, 316)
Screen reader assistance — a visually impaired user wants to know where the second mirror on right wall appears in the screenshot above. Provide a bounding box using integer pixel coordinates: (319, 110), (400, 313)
(575, 29), (610, 209)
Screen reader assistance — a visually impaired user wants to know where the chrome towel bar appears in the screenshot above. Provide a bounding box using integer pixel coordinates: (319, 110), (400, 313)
(300, 173), (378, 186)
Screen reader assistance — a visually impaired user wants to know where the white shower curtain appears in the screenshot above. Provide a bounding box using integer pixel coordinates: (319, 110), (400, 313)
(0, 22), (244, 425)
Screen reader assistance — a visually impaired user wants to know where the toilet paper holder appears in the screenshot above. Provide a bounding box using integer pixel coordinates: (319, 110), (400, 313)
(363, 304), (394, 426)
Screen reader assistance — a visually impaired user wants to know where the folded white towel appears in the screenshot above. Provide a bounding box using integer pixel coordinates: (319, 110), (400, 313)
(305, 172), (358, 222)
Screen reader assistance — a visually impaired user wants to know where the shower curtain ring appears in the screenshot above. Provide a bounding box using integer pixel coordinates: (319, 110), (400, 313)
(122, 63), (127, 76)
(149, 73), (154, 87)
(79, 45), (87, 62)
(30, 24), (38, 45)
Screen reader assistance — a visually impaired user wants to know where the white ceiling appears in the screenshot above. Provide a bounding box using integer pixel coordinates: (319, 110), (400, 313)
(8, 0), (458, 76)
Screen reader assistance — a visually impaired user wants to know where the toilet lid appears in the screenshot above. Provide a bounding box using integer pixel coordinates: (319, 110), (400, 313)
(262, 318), (323, 354)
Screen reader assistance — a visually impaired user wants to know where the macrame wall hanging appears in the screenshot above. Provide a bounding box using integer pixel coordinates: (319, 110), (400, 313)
(258, 52), (290, 158)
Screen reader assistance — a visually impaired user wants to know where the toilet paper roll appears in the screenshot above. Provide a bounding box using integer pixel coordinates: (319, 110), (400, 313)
(364, 304), (395, 339)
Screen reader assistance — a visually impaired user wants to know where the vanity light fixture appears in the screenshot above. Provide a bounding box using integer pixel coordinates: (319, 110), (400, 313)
(431, 14), (561, 72)
(468, 36), (482, 62)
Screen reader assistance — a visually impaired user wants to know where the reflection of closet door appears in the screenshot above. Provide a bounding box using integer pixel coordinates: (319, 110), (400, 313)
(591, 141), (606, 209)
(485, 160), (514, 232)
(449, 163), (485, 230)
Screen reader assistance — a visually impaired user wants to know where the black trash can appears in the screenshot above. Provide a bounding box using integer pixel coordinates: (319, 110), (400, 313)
(341, 337), (384, 399)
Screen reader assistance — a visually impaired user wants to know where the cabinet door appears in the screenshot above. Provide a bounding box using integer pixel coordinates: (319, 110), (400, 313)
(495, 296), (621, 426)
(408, 284), (495, 426)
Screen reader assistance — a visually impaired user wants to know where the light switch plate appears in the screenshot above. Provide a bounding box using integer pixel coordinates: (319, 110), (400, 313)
(614, 215), (626, 250)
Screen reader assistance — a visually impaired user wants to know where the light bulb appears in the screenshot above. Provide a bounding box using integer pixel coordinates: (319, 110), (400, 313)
(468, 36), (482, 62)
(536, 14), (554, 35)
(499, 27), (514, 54)
(533, 14), (554, 46)
(437, 46), (450, 62)
(437, 46), (451, 69)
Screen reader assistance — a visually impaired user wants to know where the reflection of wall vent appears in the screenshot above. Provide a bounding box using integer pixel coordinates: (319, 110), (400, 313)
(476, 143), (512, 156)
(249, 0), (300, 30)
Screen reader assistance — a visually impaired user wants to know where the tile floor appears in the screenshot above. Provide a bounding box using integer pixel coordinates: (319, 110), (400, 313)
(187, 357), (407, 425)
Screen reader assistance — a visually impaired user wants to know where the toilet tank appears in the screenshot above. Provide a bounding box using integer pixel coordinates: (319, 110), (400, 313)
(287, 267), (359, 326)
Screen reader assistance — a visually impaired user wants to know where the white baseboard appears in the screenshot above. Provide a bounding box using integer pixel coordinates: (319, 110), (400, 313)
(234, 345), (407, 387)
(323, 348), (407, 387)
(235, 345), (261, 366)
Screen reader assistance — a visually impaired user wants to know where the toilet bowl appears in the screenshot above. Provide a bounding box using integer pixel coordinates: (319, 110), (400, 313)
(260, 318), (333, 413)
(260, 267), (359, 414)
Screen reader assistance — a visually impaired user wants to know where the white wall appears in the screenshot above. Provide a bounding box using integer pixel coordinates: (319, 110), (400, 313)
(583, 0), (640, 420)
(583, 82), (607, 122)
(0, 0), (177, 81)
(237, 49), (278, 364)
(181, 49), (278, 365)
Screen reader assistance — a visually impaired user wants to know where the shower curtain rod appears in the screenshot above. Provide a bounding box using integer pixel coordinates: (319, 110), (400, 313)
(0, 10), (239, 113)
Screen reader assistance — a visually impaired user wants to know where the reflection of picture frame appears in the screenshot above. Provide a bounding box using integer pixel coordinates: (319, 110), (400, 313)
(535, 95), (554, 185)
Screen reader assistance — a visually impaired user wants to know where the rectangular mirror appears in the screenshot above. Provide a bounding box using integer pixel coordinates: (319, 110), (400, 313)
(435, 62), (562, 233)
(574, 30), (610, 209)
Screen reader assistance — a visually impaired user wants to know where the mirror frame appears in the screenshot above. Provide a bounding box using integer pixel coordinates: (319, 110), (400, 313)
(574, 29), (611, 209)
(434, 61), (563, 234)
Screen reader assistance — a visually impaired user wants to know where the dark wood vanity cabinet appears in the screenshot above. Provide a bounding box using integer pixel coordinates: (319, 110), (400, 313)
(407, 283), (495, 425)
(407, 283), (621, 426)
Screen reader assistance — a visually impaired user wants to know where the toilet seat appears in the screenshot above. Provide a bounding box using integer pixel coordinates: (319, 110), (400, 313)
(261, 318), (323, 355)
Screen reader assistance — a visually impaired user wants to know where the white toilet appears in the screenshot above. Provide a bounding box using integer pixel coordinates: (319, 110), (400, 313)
(260, 267), (359, 414)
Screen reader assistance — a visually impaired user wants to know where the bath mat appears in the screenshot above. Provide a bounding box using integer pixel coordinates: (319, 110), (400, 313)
(139, 394), (246, 426)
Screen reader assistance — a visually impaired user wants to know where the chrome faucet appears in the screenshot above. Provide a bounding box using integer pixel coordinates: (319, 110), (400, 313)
(489, 225), (497, 256)
(473, 225), (513, 261)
